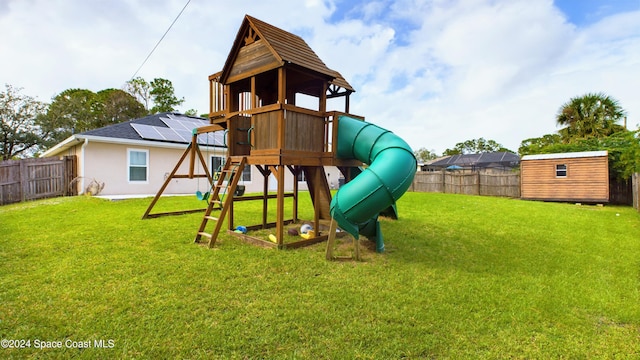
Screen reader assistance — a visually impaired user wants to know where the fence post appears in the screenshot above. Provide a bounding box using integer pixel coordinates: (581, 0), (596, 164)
(19, 160), (27, 202)
(631, 173), (640, 211)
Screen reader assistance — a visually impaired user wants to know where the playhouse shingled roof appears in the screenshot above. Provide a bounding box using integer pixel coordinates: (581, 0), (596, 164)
(220, 15), (354, 92)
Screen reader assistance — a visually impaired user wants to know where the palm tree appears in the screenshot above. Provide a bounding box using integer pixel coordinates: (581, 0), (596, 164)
(556, 92), (626, 142)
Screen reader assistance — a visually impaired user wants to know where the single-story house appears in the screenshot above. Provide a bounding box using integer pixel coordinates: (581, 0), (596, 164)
(520, 150), (609, 203)
(423, 152), (520, 173)
(42, 112), (342, 197)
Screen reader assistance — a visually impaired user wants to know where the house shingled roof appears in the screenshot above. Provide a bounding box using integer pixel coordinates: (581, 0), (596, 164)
(41, 113), (223, 158)
(80, 112), (223, 145)
(429, 152), (520, 169)
(81, 113), (167, 140)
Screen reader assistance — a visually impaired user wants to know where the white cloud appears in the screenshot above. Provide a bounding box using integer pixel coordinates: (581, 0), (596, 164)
(320, 0), (640, 153)
(1, 0), (639, 154)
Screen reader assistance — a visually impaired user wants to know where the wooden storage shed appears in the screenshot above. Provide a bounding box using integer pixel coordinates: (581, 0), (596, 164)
(520, 150), (609, 203)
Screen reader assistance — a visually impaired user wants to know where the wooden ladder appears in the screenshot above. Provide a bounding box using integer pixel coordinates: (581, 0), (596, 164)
(194, 156), (246, 248)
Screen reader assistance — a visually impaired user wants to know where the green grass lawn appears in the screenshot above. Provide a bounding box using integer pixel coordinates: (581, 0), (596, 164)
(1, 192), (639, 359)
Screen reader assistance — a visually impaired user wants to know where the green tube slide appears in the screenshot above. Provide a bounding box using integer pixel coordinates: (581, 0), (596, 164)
(330, 115), (416, 252)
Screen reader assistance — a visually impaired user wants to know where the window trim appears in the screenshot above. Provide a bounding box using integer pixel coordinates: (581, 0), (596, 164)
(297, 169), (307, 182)
(555, 163), (567, 178)
(210, 155), (225, 181)
(128, 148), (149, 184)
(242, 164), (252, 183)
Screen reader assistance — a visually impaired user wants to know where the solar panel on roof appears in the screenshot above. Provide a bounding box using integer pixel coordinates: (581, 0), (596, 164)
(202, 132), (224, 146)
(131, 123), (165, 141)
(162, 118), (189, 131)
(131, 115), (226, 147)
(197, 134), (214, 146)
(175, 129), (193, 142)
(161, 116), (208, 132)
(155, 127), (184, 142)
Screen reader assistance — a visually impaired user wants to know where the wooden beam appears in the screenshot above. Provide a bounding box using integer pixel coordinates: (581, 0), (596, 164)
(250, 75), (257, 151)
(193, 124), (224, 134)
(262, 166), (269, 228)
(276, 164), (285, 247)
(325, 218), (338, 260)
(284, 235), (328, 249)
(277, 108), (285, 150)
(144, 208), (207, 218)
(289, 165), (299, 222)
(241, 219), (296, 232)
(227, 231), (278, 249)
(268, 165), (280, 180)
(225, 102), (336, 120)
(255, 164), (271, 177)
(234, 193), (293, 202)
(345, 93), (350, 113)
(143, 144), (192, 219)
(325, 218), (360, 261)
(319, 81), (327, 113)
(310, 167), (321, 236)
(188, 135), (197, 178)
(278, 67), (286, 104)
(277, 67), (286, 150)
(209, 76), (214, 116)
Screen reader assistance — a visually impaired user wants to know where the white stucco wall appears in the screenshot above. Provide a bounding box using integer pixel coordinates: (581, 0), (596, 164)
(67, 140), (342, 197)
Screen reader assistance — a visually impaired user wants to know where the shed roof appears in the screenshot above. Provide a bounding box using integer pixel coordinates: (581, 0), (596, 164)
(521, 150), (608, 161)
(220, 15), (354, 91)
(429, 152), (520, 168)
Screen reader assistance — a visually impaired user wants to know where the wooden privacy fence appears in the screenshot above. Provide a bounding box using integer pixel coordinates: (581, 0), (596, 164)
(411, 171), (521, 198)
(610, 177), (634, 206)
(0, 156), (77, 205)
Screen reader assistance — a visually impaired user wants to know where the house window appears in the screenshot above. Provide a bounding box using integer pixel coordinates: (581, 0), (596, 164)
(297, 169), (307, 182)
(242, 165), (251, 182)
(556, 164), (567, 177)
(128, 149), (148, 182)
(210, 156), (251, 182)
(210, 156), (224, 179)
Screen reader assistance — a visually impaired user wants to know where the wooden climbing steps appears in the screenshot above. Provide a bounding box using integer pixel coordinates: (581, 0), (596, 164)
(194, 156), (246, 248)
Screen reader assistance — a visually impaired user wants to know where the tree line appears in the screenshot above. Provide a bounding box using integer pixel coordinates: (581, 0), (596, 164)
(414, 92), (639, 179)
(519, 92), (639, 179)
(3, 85), (639, 178)
(0, 77), (194, 160)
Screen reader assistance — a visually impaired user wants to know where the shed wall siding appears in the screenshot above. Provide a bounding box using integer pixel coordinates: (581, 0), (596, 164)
(521, 156), (609, 202)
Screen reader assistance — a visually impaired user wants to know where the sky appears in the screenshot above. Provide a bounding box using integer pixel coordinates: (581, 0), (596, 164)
(1, 0), (639, 154)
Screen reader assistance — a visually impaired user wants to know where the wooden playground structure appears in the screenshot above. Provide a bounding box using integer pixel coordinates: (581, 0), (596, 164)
(143, 15), (365, 251)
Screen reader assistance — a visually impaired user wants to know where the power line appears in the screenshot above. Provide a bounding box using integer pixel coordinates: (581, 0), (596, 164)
(129, 0), (191, 80)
